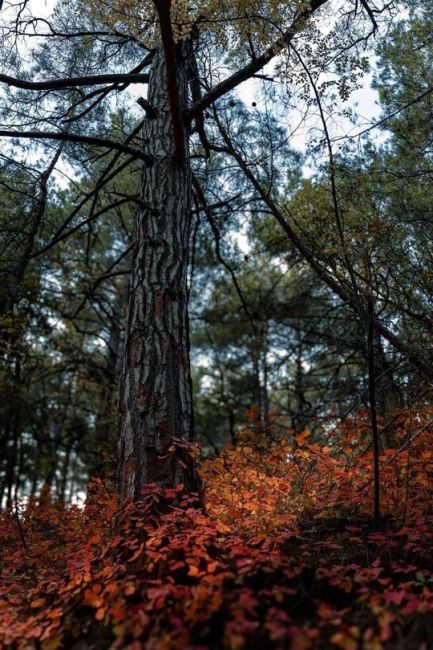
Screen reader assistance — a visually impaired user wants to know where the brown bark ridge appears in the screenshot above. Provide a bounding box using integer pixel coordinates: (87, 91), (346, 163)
(118, 43), (200, 501)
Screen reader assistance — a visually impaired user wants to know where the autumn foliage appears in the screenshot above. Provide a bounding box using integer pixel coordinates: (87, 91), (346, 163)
(1, 411), (433, 650)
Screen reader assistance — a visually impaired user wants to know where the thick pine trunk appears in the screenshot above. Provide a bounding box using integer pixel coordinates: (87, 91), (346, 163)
(118, 44), (198, 500)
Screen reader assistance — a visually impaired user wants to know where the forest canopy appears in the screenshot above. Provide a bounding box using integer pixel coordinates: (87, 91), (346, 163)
(0, 0), (432, 648)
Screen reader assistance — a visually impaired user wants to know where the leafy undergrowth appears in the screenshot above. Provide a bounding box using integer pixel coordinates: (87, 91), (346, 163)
(1, 414), (433, 649)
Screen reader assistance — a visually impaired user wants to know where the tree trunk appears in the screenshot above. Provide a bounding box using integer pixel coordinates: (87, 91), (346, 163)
(373, 334), (402, 425)
(92, 281), (126, 480)
(118, 44), (199, 500)
(293, 344), (308, 434)
(261, 321), (270, 436)
(58, 445), (72, 502)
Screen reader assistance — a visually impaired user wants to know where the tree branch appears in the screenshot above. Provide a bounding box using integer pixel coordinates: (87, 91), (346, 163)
(186, 0), (328, 120)
(192, 174), (257, 335)
(71, 245), (133, 319)
(214, 118), (433, 380)
(0, 130), (153, 165)
(0, 71), (149, 91)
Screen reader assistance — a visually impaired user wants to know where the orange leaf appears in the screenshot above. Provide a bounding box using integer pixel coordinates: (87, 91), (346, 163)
(124, 582), (136, 596)
(31, 598), (46, 609)
(95, 607), (105, 621)
(128, 543), (144, 562)
(188, 565), (200, 577)
(330, 631), (357, 650)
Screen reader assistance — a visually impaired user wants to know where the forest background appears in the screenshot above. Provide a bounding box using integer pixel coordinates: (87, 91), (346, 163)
(0, 0), (432, 648)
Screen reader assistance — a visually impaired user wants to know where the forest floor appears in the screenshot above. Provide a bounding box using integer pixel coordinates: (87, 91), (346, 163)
(1, 413), (433, 649)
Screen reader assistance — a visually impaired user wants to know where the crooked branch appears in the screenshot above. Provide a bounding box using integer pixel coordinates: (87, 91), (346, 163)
(0, 130), (153, 165)
(0, 71), (149, 91)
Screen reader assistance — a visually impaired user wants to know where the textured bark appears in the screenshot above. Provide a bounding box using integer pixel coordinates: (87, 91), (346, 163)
(118, 44), (199, 500)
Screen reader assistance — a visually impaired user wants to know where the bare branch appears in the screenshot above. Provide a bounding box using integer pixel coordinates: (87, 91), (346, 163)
(0, 71), (149, 92)
(0, 130), (153, 164)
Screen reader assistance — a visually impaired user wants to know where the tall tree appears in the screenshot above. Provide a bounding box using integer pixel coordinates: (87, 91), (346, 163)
(0, 0), (392, 499)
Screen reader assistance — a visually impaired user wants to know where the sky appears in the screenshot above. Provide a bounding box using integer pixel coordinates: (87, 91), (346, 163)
(3, 0), (385, 188)
(21, 0), (383, 127)
(1, 0), (386, 263)
(239, 71), (382, 173)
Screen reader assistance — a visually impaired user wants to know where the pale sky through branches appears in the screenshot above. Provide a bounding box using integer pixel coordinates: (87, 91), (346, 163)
(1, 0), (388, 196)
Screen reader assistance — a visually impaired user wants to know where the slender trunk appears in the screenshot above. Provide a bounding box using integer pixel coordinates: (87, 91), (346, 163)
(373, 335), (402, 438)
(262, 322), (270, 435)
(39, 457), (57, 507)
(59, 445), (72, 502)
(228, 410), (236, 445)
(252, 353), (263, 430)
(29, 471), (38, 505)
(13, 428), (24, 505)
(2, 388), (19, 509)
(5, 439), (16, 509)
(4, 353), (22, 508)
(367, 296), (381, 526)
(293, 345), (308, 434)
(118, 44), (199, 499)
(69, 452), (78, 502)
(93, 282), (126, 479)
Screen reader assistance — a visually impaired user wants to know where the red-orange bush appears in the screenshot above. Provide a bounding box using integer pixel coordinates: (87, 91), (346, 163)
(1, 412), (433, 649)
